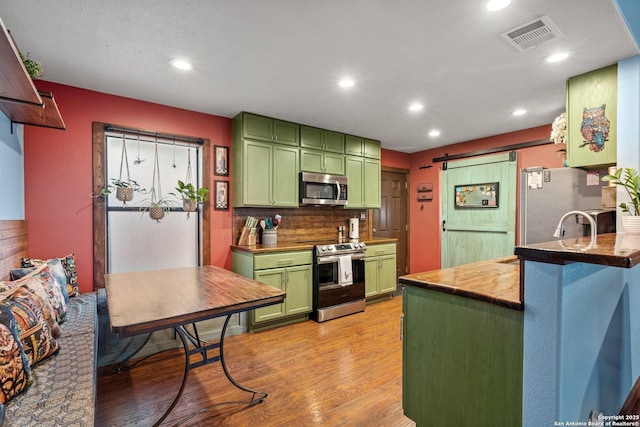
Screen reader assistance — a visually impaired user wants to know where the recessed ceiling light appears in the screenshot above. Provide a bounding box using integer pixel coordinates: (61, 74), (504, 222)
(170, 58), (193, 71)
(339, 78), (355, 88)
(486, 0), (511, 11)
(545, 52), (569, 63)
(409, 103), (424, 112)
(428, 130), (441, 137)
(512, 109), (527, 116)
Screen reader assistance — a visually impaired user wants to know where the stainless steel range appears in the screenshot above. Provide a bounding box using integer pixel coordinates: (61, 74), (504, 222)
(312, 242), (367, 322)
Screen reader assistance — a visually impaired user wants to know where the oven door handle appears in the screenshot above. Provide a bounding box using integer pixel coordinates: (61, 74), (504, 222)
(316, 253), (365, 264)
(317, 256), (340, 264)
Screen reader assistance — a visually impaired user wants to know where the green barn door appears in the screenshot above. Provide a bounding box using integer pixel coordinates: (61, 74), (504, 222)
(441, 153), (517, 268)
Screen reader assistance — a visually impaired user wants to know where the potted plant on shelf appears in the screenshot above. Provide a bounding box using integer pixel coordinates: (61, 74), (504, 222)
(602, 167), (640, 234)
(171, 180), (209, 214)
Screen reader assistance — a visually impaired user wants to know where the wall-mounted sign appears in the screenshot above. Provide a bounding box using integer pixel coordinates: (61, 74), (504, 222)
(454, 182), (499, 209)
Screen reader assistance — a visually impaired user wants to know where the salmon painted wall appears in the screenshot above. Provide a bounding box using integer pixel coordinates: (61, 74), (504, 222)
(407, 124), (562, 274)
(24, 81), (232, 293)
(381, 148), (411, 170)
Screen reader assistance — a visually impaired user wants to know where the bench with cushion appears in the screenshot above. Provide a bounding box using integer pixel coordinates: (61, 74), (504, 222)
(0, 220), (97, 426)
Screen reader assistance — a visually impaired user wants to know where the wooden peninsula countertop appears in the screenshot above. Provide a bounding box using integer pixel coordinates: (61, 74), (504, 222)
(399, 256), (522, 311)
(514, 233), (640, 268)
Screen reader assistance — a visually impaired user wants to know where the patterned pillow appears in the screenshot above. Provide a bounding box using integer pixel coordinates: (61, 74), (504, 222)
(0, 275), (62, 339)
(10, 265), (67, 325)
(22, 254), (79, 297)
(11, 258), (69, 305)
(0, 286), (60, 367)
(0, 303), (33, 404)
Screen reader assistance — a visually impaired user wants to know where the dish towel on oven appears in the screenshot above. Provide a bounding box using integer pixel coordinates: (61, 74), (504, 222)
(338, 255), (353, 286)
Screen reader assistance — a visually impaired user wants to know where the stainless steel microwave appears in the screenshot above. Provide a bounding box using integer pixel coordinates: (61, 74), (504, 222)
(300, 172), (348, 206)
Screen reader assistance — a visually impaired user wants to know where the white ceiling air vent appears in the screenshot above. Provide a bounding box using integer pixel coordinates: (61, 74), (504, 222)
(501, 15), (564, 52)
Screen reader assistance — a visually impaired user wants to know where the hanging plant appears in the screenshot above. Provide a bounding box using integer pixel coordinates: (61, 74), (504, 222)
(96, 136), (145, 204)
(169, 148), (209, 218)
(140, 144), (175, 222)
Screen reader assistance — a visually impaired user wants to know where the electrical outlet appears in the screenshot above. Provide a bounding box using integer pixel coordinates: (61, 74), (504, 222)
(360, 212), (366, 220)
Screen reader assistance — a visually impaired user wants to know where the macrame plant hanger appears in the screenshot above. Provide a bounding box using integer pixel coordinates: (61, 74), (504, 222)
(182, 148), (197, 218)
(116, 134), (134, 205)
(147, 143), (166, 222)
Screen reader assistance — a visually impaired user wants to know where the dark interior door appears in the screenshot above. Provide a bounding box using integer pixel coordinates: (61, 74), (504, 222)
(372, 170), (408, 279)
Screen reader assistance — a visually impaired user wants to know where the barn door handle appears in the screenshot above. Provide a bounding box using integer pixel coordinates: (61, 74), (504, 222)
(442, 220), (446, 232)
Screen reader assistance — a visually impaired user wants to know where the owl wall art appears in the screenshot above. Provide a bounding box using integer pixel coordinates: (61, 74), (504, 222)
(579, 104), (610, 153)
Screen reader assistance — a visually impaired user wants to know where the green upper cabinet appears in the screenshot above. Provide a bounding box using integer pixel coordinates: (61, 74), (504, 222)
(345, 155), (381, 208)
(272, 144), (300, 207)
(242, 112), (299, 146)
(300, 125), (344, 153)
(233, 139), (299, 208)
(300, 149), (345, 175)
(566, 64), (617, 168)
(345, 135), (381, 159)
(232, 113), (299, 208)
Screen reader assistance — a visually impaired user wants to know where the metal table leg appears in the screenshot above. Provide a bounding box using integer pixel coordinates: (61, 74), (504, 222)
(152, 315), (267, 426)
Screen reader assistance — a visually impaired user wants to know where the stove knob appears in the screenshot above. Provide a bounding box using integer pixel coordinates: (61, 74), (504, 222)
(321, 246), (327, 252)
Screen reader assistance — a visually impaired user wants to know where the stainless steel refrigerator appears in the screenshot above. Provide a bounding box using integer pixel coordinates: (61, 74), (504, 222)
(519, 167), (607, 245)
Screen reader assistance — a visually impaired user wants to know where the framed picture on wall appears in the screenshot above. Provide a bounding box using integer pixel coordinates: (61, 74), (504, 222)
(214, 180), (229, 210)
(214, 145), (229, 176)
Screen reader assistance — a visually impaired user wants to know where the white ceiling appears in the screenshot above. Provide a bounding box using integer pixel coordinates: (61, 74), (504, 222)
(1, 1), (637, 153)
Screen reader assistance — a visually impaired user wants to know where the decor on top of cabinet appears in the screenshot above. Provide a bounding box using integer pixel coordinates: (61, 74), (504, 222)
(19, 51), (42, 79)
(551, 112), (568, 166)
(140, 144), (176, 222)
(602, 167), (640, 234)
(566, 64), (617, 168)
(170, 148), (208, 218)
(550, 112), (567, 145)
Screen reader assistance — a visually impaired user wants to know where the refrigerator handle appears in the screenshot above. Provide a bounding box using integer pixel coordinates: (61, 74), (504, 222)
(442, 220), (446, 232)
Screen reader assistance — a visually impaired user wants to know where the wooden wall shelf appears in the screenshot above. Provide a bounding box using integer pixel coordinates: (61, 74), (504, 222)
(0, 17), (66, 130)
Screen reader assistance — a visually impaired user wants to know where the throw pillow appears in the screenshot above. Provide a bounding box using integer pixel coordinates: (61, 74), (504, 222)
(22, 254), (79, 297)
(14, 265), (67, 325)
(0, 286), (60, 367)
(11, 258), (70, 305)
(0, 304), (33, 404)
(0, 275), (61, 339)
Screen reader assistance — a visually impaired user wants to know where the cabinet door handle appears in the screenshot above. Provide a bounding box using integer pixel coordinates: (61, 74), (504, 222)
(442, 220), (446, 232)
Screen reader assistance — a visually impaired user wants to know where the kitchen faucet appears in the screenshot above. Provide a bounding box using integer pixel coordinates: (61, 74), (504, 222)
(553, 210), (597, 241)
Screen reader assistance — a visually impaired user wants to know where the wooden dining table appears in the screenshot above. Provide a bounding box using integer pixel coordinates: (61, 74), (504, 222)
(105, 265), (286, 426)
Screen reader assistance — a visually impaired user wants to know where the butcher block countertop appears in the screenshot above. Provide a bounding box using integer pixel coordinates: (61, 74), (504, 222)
(514, 233), (640, 268)
(231, 238), (398, 254)
(399, 256), (522, 311)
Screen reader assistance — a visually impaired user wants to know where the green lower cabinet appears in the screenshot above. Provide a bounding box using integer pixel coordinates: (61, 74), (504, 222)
(253, 268), (287, 322)
(253, 264), (312, 326)
(232, 249), (312, 330)
(402, 286), (523, 426)
(365, 243), (396, 298)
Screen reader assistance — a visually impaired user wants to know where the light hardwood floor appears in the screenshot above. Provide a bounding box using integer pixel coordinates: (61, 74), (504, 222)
(96, 295), (415, 426)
